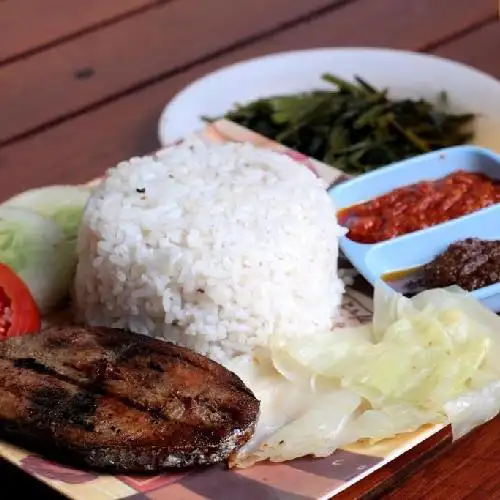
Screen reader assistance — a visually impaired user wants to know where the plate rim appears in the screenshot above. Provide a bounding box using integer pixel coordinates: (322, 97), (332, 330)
(158, 46), (500, 145)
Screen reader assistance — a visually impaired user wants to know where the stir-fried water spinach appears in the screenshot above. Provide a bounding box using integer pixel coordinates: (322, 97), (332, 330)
(205, 74), (475, 174)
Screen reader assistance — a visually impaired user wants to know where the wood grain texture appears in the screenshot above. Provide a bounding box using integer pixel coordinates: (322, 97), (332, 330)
(434, 20), (500, 79)
(385, 417), (500, 499)
(2, 3), (500, 499)
(336, 427), (453, 499)
(0, 0), (158, 64)
(0, 0), (344, 144)
(0, 0), (496, 201)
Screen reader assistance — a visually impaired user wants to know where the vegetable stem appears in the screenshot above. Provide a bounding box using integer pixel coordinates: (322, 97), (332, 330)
(212, 73), (475, 174)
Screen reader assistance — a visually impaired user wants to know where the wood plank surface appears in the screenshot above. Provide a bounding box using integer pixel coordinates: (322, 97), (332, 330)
(337, 427), (453, 499)
(0, 0), (496, 201)
(2, 2), (500, 499)
(434, 20), (500, 79)
(0, 0), (344, 144)
(0, 0), (158, 64)
(385, 416), (500, 499)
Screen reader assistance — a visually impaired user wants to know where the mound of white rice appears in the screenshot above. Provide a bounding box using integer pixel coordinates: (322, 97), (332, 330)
(74, 137), (345, 362)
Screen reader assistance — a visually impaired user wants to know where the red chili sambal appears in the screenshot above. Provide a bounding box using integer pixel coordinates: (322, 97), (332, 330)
(339, 170), (500, 244)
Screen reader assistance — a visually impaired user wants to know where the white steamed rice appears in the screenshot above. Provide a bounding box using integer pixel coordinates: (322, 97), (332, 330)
(74, 137), (345, 362)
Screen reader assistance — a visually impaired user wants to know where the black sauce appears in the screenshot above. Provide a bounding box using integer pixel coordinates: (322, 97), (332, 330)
(382, 267), (426, 297)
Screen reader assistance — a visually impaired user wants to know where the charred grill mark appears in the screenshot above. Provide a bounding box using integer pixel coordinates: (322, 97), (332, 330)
(59, 329), (205, 379)
(8, 356), (202, 430)
(115, 341), (152, 362)
(10, 354), (115, 389)
(29, 387), (98, 432)
(14, 357), (158, 422)
(94, 330), (216, 375)
(11, 354), (166, 420)
(115, 339), (203, 371)
(6, 352), (255, 432)
(149, 407), (167, 424)
(13, 357), (57, 376)
(148, 360), (164, 373)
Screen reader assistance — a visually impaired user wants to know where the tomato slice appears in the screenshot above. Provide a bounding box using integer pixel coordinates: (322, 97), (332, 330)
(0, 263), (40, 339)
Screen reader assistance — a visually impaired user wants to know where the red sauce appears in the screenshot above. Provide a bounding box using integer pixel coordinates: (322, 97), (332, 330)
(339, 170), (500, 244)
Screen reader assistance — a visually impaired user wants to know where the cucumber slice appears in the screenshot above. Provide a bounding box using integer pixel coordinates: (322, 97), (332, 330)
(3, 185), (92, 242)
(0, 206), (77, 313)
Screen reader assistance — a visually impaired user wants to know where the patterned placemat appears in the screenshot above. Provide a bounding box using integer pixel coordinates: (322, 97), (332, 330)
(0, 120), (451, 500)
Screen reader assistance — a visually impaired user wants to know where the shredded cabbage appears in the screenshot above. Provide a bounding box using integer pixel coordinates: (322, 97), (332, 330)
(271, 283), (500, 412)
(229, 282), (500, 467)
(227, 350), (361, 467)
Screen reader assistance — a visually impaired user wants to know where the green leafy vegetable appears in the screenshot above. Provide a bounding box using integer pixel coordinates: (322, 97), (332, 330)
(206, 74), (475, 174)
(2, 185), (91, 242)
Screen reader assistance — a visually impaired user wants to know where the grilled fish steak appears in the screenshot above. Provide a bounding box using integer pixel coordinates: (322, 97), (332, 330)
(0, 325), (259, 471)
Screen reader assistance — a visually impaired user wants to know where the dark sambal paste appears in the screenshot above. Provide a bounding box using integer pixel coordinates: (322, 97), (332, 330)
(382, 238), (500, 295)
(339, 170), (500, 244)
(422, 238), (500, 291)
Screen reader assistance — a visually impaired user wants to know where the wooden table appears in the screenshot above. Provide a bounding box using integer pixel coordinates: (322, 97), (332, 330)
(1, 1), (500, 498)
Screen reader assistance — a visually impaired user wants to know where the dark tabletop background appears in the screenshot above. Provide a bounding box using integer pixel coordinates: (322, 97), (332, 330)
(2, 1), (500, 498)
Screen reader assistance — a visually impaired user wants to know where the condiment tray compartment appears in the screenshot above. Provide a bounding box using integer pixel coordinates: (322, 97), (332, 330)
(330, 145), (500, 211)
(364, 206), (500, 311)
(329, 145), (500, 312)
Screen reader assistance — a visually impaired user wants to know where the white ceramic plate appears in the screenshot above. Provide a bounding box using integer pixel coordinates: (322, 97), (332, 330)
(158, 47), (500, 152)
